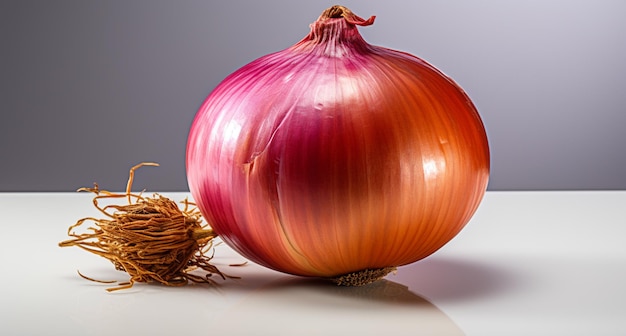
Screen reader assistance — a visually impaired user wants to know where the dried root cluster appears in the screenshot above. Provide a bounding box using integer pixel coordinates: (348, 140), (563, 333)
(59, 163), (232, 291)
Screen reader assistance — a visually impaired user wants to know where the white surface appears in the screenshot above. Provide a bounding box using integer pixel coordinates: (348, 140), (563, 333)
(0, 191), (624, 335)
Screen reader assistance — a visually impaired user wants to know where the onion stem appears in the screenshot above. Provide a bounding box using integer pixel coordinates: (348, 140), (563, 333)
(191, 228), (217, 241)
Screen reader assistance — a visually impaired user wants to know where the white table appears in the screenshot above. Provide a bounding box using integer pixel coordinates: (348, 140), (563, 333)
(1, 191), (624, 335)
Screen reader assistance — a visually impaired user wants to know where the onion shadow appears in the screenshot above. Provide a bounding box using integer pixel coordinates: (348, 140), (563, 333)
(392, 255), (523, 303)
(213, 277), (465, 335)
(254, 277), (440, 306)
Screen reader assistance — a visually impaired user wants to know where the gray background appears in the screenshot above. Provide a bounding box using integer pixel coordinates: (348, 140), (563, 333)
(2, 0), (625, 192)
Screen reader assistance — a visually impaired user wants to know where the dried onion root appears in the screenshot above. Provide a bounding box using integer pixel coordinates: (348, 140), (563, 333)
(59, 162), (236, 291)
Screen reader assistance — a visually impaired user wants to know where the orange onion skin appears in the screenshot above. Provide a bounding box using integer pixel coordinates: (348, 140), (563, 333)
(186, 10), (489, 278)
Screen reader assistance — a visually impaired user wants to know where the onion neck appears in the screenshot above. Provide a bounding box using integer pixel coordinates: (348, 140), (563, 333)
(317, 5), (375, 26)
(291, 5), (375, 57)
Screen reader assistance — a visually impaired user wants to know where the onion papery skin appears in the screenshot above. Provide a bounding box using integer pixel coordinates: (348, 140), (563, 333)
(187, 8), (489, 279)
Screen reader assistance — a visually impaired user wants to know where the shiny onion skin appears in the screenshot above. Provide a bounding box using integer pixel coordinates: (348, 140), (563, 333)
(186, 6), (489, 281)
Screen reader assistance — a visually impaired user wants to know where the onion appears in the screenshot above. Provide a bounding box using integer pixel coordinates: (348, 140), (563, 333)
(186, 5), (489, 285)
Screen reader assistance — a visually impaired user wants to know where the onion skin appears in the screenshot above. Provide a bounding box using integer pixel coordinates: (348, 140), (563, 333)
(186, 6), (489, 279)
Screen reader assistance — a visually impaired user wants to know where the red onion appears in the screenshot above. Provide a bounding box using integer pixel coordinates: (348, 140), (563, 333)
(187, 6), (489, 285)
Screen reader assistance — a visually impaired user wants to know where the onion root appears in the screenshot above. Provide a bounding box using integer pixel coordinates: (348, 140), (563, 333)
(59, 162), (236, 291)
(330, 267), (397, 286)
